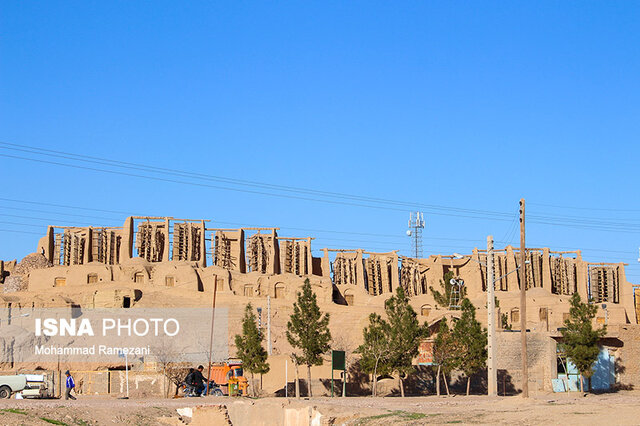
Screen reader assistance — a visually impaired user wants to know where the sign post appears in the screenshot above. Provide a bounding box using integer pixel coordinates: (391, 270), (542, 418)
(118, 351), (129, 399)
(331, 350), (346, 397)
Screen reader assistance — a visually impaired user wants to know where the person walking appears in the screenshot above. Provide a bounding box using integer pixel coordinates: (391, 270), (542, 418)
(65, 370), (77, 400)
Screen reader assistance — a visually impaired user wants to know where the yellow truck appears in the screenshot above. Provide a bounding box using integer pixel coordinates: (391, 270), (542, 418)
(207, 361), (248, 396)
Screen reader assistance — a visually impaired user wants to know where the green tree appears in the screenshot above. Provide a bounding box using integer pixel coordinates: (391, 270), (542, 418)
(560, 292), (607, 392)
(234, 303), (270, 396)
(501, 313), (512, 330)
(286, 279), (332, 397)
(432, 318), (455, 396)
(429, 271), (466, 309)
(451, 299), (487, 395)
(355, 313), (392, 397)
(386, 286), (427, 397)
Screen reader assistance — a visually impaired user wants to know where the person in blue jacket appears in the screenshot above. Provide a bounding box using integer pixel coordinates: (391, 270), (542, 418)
(65, 370), (77, 400)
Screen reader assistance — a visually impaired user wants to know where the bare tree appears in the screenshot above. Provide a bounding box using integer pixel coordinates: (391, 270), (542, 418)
(331, 333), (358, 396)
(331, 334), (358, 367)
(154, 341), (190, 398)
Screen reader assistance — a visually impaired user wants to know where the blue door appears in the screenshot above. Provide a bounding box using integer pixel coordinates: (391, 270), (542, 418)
(565, 360), (585, 391)
(591, 348), (614, 391)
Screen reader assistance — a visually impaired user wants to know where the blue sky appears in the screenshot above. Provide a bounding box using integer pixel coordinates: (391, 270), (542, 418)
(1, 2), (639, 281)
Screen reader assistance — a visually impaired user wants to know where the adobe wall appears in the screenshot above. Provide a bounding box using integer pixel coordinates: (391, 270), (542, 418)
(495, 332), (557, 394)
(611, 325), (640, 388)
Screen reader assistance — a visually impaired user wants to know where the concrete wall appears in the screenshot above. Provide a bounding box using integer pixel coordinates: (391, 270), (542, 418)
(188, 402), (326, 426)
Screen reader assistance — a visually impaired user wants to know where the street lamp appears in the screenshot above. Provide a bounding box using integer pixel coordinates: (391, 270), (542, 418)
(453, 249), (530, 397)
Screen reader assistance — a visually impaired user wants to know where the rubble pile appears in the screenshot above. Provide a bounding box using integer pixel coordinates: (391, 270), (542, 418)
(14, 253), (52, 275)
(3, 253), (51, 293)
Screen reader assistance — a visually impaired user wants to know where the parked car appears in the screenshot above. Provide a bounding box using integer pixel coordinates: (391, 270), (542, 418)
(0, 375), (27, 398)
(18, 374), (49, 399)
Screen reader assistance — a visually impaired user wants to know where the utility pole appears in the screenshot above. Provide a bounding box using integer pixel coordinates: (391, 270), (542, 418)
(267, 295), (272, 355)
(487, 235), (497, 396)
(518, 199), (529, 398)
(207, 275), (218, 393)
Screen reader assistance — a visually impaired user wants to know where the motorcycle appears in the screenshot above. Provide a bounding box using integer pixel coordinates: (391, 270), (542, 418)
(182, 380), (223, 397)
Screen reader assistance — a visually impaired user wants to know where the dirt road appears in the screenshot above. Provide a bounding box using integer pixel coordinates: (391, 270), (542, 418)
(0, 392), (639, 425)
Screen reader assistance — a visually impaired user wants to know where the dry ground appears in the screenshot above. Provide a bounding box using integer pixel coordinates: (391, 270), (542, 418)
(0, 391), (639, 425)
(316, 392), (640, 425)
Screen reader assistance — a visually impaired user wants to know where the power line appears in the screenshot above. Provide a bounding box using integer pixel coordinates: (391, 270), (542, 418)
(7, 145), (637, 234)
(3, 151), (518, 221)
(0, 141), (516, 217)
(529, 214), (640, 228)
(1, 142), (639, 262)
(0, 205), (121, 222)
(0, 204), (637, 257)
(527, 219), (640, 234)
(4, 142), (640, 232)
(0, 220), (47, 229)
(0, 197), (133, 216)
(0, 213), (107, 226)
(525, 244), (636, 255)
(0, 142), (514, 221)
(0, 229), (41, 235)
(529, 201), (640, 213)
(500, 209), (520, 245)
(0, 198), (498, 244)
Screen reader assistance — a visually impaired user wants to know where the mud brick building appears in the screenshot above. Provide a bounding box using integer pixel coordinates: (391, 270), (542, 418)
(1, 215), (637, 395)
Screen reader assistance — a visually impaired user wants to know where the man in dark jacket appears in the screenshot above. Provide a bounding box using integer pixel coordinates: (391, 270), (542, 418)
(192, 365), (206, 396)
(184, 368), (195, 386)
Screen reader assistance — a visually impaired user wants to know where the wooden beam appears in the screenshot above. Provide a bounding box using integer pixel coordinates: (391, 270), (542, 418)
(131, 216), (210, 222)
(206, 227), (278, 231)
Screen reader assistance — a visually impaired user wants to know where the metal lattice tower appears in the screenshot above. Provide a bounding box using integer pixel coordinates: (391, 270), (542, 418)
(449, 277), (464, 309)
(407, 212), (425, 258)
